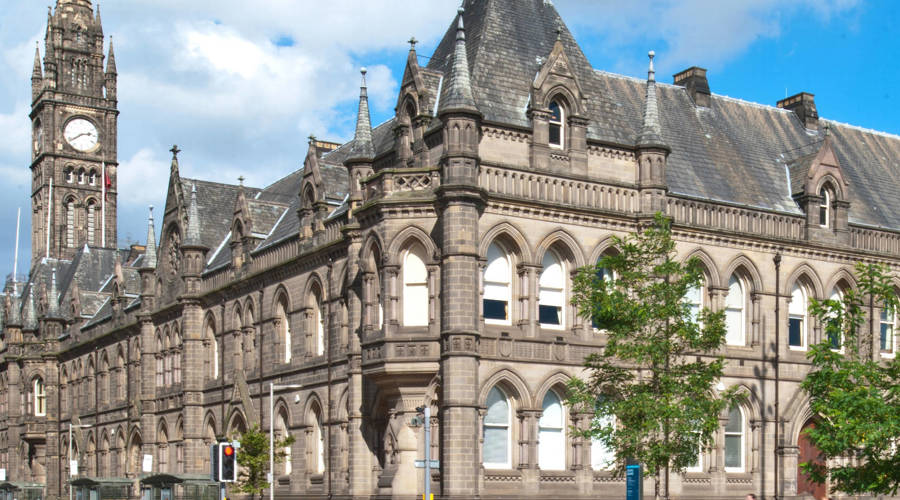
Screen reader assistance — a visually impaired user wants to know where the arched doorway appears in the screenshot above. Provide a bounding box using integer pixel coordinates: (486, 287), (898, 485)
(797, 419), (825, 499)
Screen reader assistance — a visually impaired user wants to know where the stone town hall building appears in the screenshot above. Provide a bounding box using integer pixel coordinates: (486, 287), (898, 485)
(2, 0), (899, 499)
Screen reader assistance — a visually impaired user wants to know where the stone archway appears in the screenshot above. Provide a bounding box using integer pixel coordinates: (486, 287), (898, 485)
(797, 419), (825, 499)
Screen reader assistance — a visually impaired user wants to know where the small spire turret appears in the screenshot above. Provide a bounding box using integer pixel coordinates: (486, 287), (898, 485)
(438, 7), (478, 115)
(48, 268), (60, 317)
(185, 183), (202, 247)
(346, 68), (375, 161)
(22, 287), (37, 332)
(144, 206), (157, 268)
(636, 50), (667, 149)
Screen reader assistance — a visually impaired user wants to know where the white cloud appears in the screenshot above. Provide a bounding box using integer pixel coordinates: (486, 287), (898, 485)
(117, 148), (170, 208)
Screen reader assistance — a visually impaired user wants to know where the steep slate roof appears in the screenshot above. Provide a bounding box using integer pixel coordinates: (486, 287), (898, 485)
(180, 179), (261, 250)
(420, 0), (900, 230)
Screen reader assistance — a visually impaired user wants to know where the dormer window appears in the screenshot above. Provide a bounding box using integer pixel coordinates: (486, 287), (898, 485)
(818, 187), (830, 227)
(548, 100), (564, 149)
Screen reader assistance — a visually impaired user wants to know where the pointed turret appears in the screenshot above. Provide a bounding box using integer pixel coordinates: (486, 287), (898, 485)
(6, 288), (21, 327)
(185, 183), (202, 247)
(636, 51), (667, 150)
(347, 68), (375, 162)
(144, 205), (157, 268)
(22, 287), (38, 332)
(48, 268), (60, 317)
(32, 43), (43, 100)
(438, 8), (478, 115)
(106, 37), (117, 75)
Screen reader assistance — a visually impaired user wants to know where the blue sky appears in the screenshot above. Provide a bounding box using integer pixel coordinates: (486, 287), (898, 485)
(0, 0), (897, 279)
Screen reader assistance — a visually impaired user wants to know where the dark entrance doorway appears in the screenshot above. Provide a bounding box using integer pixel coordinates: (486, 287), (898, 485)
(797, 419), (826, 499)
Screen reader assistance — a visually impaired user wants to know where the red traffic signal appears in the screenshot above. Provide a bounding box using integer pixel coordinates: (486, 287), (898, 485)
(218, 442), (238, 482)
(223, 445), (235, 457)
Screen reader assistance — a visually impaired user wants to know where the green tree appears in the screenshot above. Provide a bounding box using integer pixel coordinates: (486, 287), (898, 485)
(800, 262), (900, 495)
(234, 425), (295, 500)
(567, 213), (739, 500)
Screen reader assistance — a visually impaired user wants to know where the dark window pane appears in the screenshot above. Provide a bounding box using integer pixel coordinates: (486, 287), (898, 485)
(549, 124), (561, 146)
(829, 331), (841, 349)
(819, 206), (827, 226)
(539, 305), (561, 325)
(880, 323), (890, 351)
(789, 317), (802, 347)
(484, 299), (508, 321)
(549, 101), (561, 122)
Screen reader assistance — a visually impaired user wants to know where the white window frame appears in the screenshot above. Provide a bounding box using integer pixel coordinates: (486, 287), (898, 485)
(313, 292), (325, 357)
(402, 245), (429, 327)
(819, 187), (830, 228)
(34, 377), (46, 416)
(483, 386), (511, 469)
(314, 410), (325, 474)
(881, 302), (896, 357)
(829, 288), (845, 352)
(685, 279), (705, 326)
(548, 100), (564, 149)
(539, 250), (566, 330)
(788, 284), (807, 351)
(725, 275), (746, 346)
(538, 390), (566, 470)
(483, 242), (512, 325)
(723, 406), (745, 473)
(277, 300), (291, 363)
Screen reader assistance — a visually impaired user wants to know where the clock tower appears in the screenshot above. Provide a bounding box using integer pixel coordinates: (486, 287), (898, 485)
(30, 0), (118, 265)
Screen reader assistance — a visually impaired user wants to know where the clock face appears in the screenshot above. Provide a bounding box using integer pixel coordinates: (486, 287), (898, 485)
(64, 118), (99, 152)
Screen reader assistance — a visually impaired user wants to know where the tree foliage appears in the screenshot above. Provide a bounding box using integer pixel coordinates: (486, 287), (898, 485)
(801, 262), (900, 495)
(567, 214), (739, 498)
(234, 425), (296, 500)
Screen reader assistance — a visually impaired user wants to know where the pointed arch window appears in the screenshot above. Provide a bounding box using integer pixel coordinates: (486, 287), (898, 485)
(539, 250), (565, 328)
(66, 167), (75, 183)
(89, 170), (97, 186)
(309, 407), (325, 474)
(483, 242), (511, 324)
(78, 168), (85, 184)
(483, 386), (511, 468)
(819, 187), (831, 227)
(277, 409), (292, 475)
(725, 275), (745, 345)
(402, 244), (429, 326)
(828, 288), (844, 350)
(724, 405), (745, 472)
(87, 200), (96, 246)
(538, 390), (565, 470)
(789, 284), (808, 349)
(205, 322), (218, 380)
(590, 412), (615, 470)
(66, 199), (76, 248)
(880, 298), (896, 355)
(312, 290), (325, 356)
(685, 279), (704, 325)
(548, 100), (564, 148)
(276, 298), (291, 362)
(33, 377), (46, 416)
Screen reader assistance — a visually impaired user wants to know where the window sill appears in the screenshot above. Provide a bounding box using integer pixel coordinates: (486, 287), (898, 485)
(309, 473), (323, 485)
(788, 346), (807, 352)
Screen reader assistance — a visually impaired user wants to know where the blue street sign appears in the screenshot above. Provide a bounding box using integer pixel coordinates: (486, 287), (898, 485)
(626, 464), (642, 500)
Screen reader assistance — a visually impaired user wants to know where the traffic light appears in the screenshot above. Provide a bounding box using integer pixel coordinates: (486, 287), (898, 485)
(218, 442), (237, 482)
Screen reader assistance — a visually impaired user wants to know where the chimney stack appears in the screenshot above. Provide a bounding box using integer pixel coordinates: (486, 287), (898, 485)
(777, 92), (818, 130)
(673, 67), (710, 107)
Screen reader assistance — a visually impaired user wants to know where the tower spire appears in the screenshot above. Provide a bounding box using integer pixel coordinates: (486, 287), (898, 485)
(32, 43), (43, 80)
(347, 68), (375, 161)
(438, 7), (478, 114)
(48, 268), (60, 317)
(106, 36), (117, 75)
(637, 50), (667, 149)
(185, 183), (202, 247)
(144, 205), (157, 268)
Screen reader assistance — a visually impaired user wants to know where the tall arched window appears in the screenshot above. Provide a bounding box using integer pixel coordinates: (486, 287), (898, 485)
(157, 425), (169, 473)
(685, 280), (704, 324)
(78, 168), (85, 184)
(483, 242), (511, 324)
(86, 201), (96, 246)
(66, 199), (76, 248)
(33, 377), (46, 416)
(276, 298), (291, 362)
(819, 187), (831, 227)
(828, 288), (843, 350)
(402, 244), (429, 326)
(277, 409), (292, 475)
(539, 251), (565, 329)
(538, 391), (565, 470)
(590, 413), (614, 470)
(725, 275), (745, 345)
(724, 405), (745, 472)
(205, 321), (218, 380)
(789, 284), (807, 349)
(483, 386), (510, 468)
(66, 167), (74, 183)
(310, 407), (325, 474)
(313, 290), (325, 356)
(89, 170), (97, 186)
(548, 100), (564, 148)
(881, 298), (895, 355)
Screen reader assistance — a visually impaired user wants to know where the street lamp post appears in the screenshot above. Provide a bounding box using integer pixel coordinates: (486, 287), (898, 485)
(68, 423), (92, 500)
(269, 383), (301, 500)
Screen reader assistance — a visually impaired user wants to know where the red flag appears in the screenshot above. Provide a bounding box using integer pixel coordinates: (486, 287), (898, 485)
(104, 172), (112, 200)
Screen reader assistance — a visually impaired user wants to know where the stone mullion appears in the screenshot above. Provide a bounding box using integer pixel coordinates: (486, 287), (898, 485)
(384, 265), (400, 336)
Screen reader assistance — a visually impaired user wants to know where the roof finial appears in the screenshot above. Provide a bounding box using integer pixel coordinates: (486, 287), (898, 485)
(408, 37), (418, 51)
(556, 21), (562, 42)
(170, 144), (181, 158)
(824, 123), (830, 137)
(456, 7), (465, 41)
(145, 205), (157, 268)
(238, 176), (244, 186)
(647, 50), (655, 83)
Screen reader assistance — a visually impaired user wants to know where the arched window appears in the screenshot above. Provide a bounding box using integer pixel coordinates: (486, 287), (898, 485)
(725, 275), (745, 345)
(788, 284), (807, 349)
(66, 199), (76, 248)
(277, 409), (292, 475)
(483, 386), (510, 468)
(66, 167), (74, 183)
(819, 187), (831, 227)
(33, 377), (46, 416)
(828, 288), (843, 350)
(483, 243), (511, 324)
(538, 391), (565, 470)
(685, 279), (704, 324)
(312, 290), (325, 356)
(78, 168), (85, 184)
(881, 298), (896, 355)
(402, 244), (429, 326)
(539, 251), (565, 329)
(590, 412), (614, 470)
(276, 298), (291, 362)
(205, 321), (218, 380)
(591, 260), (615, 330)
(157, 425), (169, 473)
(548, 100), (564, 148)
(89, 170), (97, 186)
(724, 405), (745, 472)
(86, 200), (96, 246)
(310, 407), (325, 474)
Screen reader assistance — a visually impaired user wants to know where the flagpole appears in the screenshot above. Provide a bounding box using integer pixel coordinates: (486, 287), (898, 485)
(13, 207), (20, 280)
(101, 161), (106, 247)
(46, 177), (52, 259)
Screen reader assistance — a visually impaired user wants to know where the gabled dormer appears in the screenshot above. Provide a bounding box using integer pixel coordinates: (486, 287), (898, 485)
(529, 33), (588, 175)
(298, 137), (328, 239)
(394, 40), (434, 168)
(788, 134), (850, 244)
(158, 146), (187, 302)
(230, 180), (253, 271)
